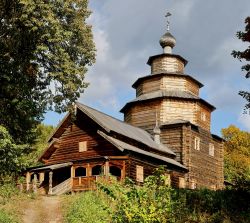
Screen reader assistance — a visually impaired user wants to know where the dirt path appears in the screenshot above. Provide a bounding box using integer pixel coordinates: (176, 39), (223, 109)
(22, 196), (63, 223)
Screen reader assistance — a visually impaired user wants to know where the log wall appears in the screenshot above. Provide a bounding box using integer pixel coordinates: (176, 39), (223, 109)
(151, 56), (184, 74)
(136, 77), (161, 96)
(160, 125), (183, 162)
(44, 115), (121, 165)
(161, 76), (186, 92)
(196, 103), (211, 131)
(124, 101), (160, 133)
(185, 78), (200, 96)
(128, 155), (186, 188)
(160, 124), (224, 190)
(186, 127), (224, 189)
(162, 99), (197, 124)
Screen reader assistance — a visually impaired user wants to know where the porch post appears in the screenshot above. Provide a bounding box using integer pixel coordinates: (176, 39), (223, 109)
(71, 166), (74, 178)
(33, 174), (37, 193)
(105, 161), (109, 179)
(121, 161), (126, 180)
(48, 171), (53, 195)
(39, 172), (45, 183)
(26, 172), (31, 191)
(70, 166), (74, 192)
(87, 163), (91, 177)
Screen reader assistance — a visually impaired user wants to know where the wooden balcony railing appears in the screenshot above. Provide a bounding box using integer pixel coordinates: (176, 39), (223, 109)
(72, 175), (118, 191)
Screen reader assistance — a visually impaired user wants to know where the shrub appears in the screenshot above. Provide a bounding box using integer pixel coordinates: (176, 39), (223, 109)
(97, 167), (250, 223)
(0, 183), (19, 205)
(65, 192), (111, 223)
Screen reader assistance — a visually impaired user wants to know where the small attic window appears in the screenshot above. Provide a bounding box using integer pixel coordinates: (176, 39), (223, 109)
(79, 141), (87, 152)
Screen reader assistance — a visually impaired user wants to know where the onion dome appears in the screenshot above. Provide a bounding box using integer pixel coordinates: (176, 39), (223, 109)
(159, 32), (176, 54)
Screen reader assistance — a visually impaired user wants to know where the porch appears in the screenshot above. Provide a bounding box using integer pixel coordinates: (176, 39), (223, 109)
(23, 157), (126, 195)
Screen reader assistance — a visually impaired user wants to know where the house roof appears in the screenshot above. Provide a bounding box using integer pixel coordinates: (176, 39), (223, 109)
(98, 131), (187, 170)
(120, 90), (216, 112)
(132, 72), (204, 89)
(30, 162), (73, 172)
(76, 102), (175, 156)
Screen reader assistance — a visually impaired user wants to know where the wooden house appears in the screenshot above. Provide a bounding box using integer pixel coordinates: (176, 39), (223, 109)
(25, 23), (224, 195)
(25, 103), (187, 195)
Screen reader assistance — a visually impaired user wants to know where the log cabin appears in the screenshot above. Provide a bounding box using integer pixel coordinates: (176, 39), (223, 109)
(24, 20), (224, 195)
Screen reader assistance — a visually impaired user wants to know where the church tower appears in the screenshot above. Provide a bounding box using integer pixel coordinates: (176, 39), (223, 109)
(120, 13), (224, 189)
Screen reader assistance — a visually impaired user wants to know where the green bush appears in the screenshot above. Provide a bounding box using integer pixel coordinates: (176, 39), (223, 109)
(0, 183), (19, 205)
(97, 168), (250, 223)
(65, 192), (111, 223)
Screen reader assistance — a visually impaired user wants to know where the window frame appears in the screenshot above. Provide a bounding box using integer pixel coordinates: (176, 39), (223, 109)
(194, 137), (200, 151)
(136, 165), (144, 183)
(79, 141), (87, 152)
(209, 143), (215, 156)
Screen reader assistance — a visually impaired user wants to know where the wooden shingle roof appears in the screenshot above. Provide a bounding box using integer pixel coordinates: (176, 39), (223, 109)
(120, 90), (216, 112)
(76, 102), (175, 156)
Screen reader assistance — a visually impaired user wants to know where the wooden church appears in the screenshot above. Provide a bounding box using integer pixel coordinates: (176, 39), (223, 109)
(24, 17), (224, 195)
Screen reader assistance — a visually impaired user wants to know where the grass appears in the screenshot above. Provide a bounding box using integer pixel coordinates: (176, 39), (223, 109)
(0, 183), (37, 223)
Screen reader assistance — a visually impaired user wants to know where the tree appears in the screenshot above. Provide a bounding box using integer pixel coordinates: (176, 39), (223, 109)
(222, 125), (250, 184)
(27, 123), (54, 166)
(0, 0), (95, 144)
(232, 17), (250, 111)
(0, 125), (28, 181)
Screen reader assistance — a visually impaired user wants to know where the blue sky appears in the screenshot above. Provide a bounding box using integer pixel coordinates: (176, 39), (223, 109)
(44, 0), (250, 136)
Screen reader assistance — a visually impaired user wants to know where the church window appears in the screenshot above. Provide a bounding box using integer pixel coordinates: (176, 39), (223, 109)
(79, 141), (87, 152)
(209, 143), (215, 156)
(136, 165), (144, 182)
(194, 137), (200, 150)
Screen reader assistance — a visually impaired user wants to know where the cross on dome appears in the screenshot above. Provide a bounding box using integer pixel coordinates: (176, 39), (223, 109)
(159, 11), (176, 54)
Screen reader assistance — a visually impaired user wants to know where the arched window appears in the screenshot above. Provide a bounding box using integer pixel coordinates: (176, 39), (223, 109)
(75, 167), (86, 177)
(92, 165), (103, 176)
(109, 166), (121, 178)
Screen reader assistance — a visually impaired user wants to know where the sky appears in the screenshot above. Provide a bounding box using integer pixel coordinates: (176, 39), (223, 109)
(44, 0), (250, 136)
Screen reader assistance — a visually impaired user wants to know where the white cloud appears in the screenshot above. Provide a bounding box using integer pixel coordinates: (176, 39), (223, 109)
(238, 113), (250, 131)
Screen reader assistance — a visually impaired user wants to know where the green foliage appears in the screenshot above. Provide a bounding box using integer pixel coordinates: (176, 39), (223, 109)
(0, 183), (21, 223)
(96, 167), (250, 223)
(98, 167), (181, 223)
(0, 183), (19, 205)
(26, 123), (55, 166)
(222, 125), (250, 185)
(0, 125), (29, 180)
(0, 0), (95, 144)
(65, 192), (111, 223)
(0, 209), (18, 223)
(232, 17), (250, 110)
